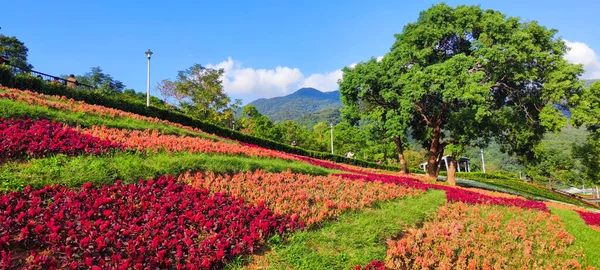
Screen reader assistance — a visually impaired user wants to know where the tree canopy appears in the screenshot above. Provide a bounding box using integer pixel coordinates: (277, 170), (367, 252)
(72, 67), (125, 93)
(158, 64), (241, 125)
(0, 35), (33, 70)
(339, 3), (583, 183)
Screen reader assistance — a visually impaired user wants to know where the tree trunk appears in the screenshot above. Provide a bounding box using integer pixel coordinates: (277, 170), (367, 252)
(435, 146), (445, 176)
(393, 136), (409, 174)
(425, 125), (442, 179)
(446, 156), (457, 186)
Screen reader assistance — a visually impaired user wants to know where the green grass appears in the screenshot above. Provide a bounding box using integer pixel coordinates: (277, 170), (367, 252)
(0, 151), (339, 191)
(230, 190), (446, 270)
(454, 172), (593, 208)
(0, 97), (227, 142)
(551, 207), (600, 267)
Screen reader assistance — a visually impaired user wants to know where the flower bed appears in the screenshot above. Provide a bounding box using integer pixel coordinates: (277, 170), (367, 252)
(0, 88), (217, 139)
(0, 176), (298, 269)
(577, 210), (600, 227)
(78, 125), (296, 160)
(355, 260), (387, 270)
(179, 170), (421, 226)
(332, 173), (549, 211)
(385, 202), (586, 269)
(0, 118), (121, 160)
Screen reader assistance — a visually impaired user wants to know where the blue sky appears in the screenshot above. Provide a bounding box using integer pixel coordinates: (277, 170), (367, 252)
(2, 0), (599, 104)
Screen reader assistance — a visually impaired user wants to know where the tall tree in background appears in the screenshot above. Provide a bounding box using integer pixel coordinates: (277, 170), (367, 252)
(0, 35), (33, 70)
(73, 67), (125, 93)
(572, 81), (600, 185)
(343, 4), (582, 184)
(339, 58), (411, 173)
(240, 105), (280, 140)
(158, 64), (241, 125)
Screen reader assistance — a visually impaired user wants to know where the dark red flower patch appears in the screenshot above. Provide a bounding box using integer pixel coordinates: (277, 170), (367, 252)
(0, 118), (122, 160)
(332, 173), (548, 212)
(355, 260), (387, 270)
(576, 210), (600, 226)
(0, 176), (300, 269)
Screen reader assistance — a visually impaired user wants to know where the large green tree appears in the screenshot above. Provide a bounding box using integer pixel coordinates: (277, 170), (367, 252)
(342, 4), (582, 184)
(158, 64), (241, 125)
(0, 35), (33, 70)
(340, 58), (411, 173)
(572, 81), (600, 185)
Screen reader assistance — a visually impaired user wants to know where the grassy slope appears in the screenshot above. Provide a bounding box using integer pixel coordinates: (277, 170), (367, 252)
(0, 152), (338, 191)
(229, 190), (446, 270)
(551, 207), (600, 267)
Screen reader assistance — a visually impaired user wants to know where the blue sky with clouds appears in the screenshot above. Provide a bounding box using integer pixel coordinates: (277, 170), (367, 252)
(2, 0), (599, 103)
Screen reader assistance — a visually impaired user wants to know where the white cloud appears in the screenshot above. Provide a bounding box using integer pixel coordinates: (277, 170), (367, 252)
(564, 40), (600, 79)
(300, 70), (344, 92)
(376, 56), (384, 62)
(205, 55), (385, 101)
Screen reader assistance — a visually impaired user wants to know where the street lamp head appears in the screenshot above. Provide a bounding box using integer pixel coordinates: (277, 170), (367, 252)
(145, 49), (153, 59)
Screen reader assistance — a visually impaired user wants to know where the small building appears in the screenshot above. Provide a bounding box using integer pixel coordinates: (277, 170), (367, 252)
(419, 155), (471, 172)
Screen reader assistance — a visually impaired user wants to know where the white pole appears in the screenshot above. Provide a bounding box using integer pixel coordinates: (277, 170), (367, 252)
(330, 122), (334, 154)
(480, 149), (486, 173)
(146, 57), (151, 107)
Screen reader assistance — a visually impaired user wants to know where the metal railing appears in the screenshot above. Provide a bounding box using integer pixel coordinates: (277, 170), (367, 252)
(1, 61), (95, 90)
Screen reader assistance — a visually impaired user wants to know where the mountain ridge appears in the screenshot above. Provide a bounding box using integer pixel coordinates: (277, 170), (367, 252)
(247, 88), (342, 123)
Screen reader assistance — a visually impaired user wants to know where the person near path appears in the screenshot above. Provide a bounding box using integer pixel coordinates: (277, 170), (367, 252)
(67, 74), (78, 89)
(377, 159), (382, 166)
(291, 140), (297, 147)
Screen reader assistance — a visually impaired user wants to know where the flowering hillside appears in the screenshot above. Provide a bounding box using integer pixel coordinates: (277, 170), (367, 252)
(0, 86), (598, 269)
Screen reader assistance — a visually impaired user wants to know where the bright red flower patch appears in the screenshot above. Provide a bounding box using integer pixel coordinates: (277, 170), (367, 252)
(577, 210), (600, 226)
(0, 176), (299, 269)
(0, 118), (122, 160)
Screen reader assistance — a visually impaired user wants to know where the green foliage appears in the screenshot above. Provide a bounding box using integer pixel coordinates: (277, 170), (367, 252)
(0, 35), (33, 70)
(0, 152), (336, 191)
(550, 207), (600, 266)
(295, 108), (341, 128)
(343, 3), (583, 178)
(403, 149), (427, 169)
(248, 190), (446, 270)
(339, 57), (410, 171)
(158, 64), (241, 126)
(0, 65), (396, 171)
(70, 66), (125, 93)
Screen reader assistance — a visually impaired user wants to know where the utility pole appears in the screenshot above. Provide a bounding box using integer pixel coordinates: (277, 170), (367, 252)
(480, 149), (486, 173)
(145, 49), (153, 107)
(330, 122), (334, 154)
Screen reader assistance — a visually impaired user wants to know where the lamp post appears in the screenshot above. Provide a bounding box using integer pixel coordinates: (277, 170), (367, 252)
(480, 149), (486, 173)
(145, 49), (153, 107)
(330, 122), (334, 154)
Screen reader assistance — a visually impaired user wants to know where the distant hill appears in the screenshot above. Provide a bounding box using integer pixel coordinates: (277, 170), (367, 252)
(296, 108), (342, 128)
(248, 88), (342, 123)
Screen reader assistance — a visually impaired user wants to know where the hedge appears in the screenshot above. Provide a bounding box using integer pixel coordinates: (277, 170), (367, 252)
(0, 65), (399, 171)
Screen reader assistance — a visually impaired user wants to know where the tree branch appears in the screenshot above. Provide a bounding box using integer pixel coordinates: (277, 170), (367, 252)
(414, 104), (432, 126)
